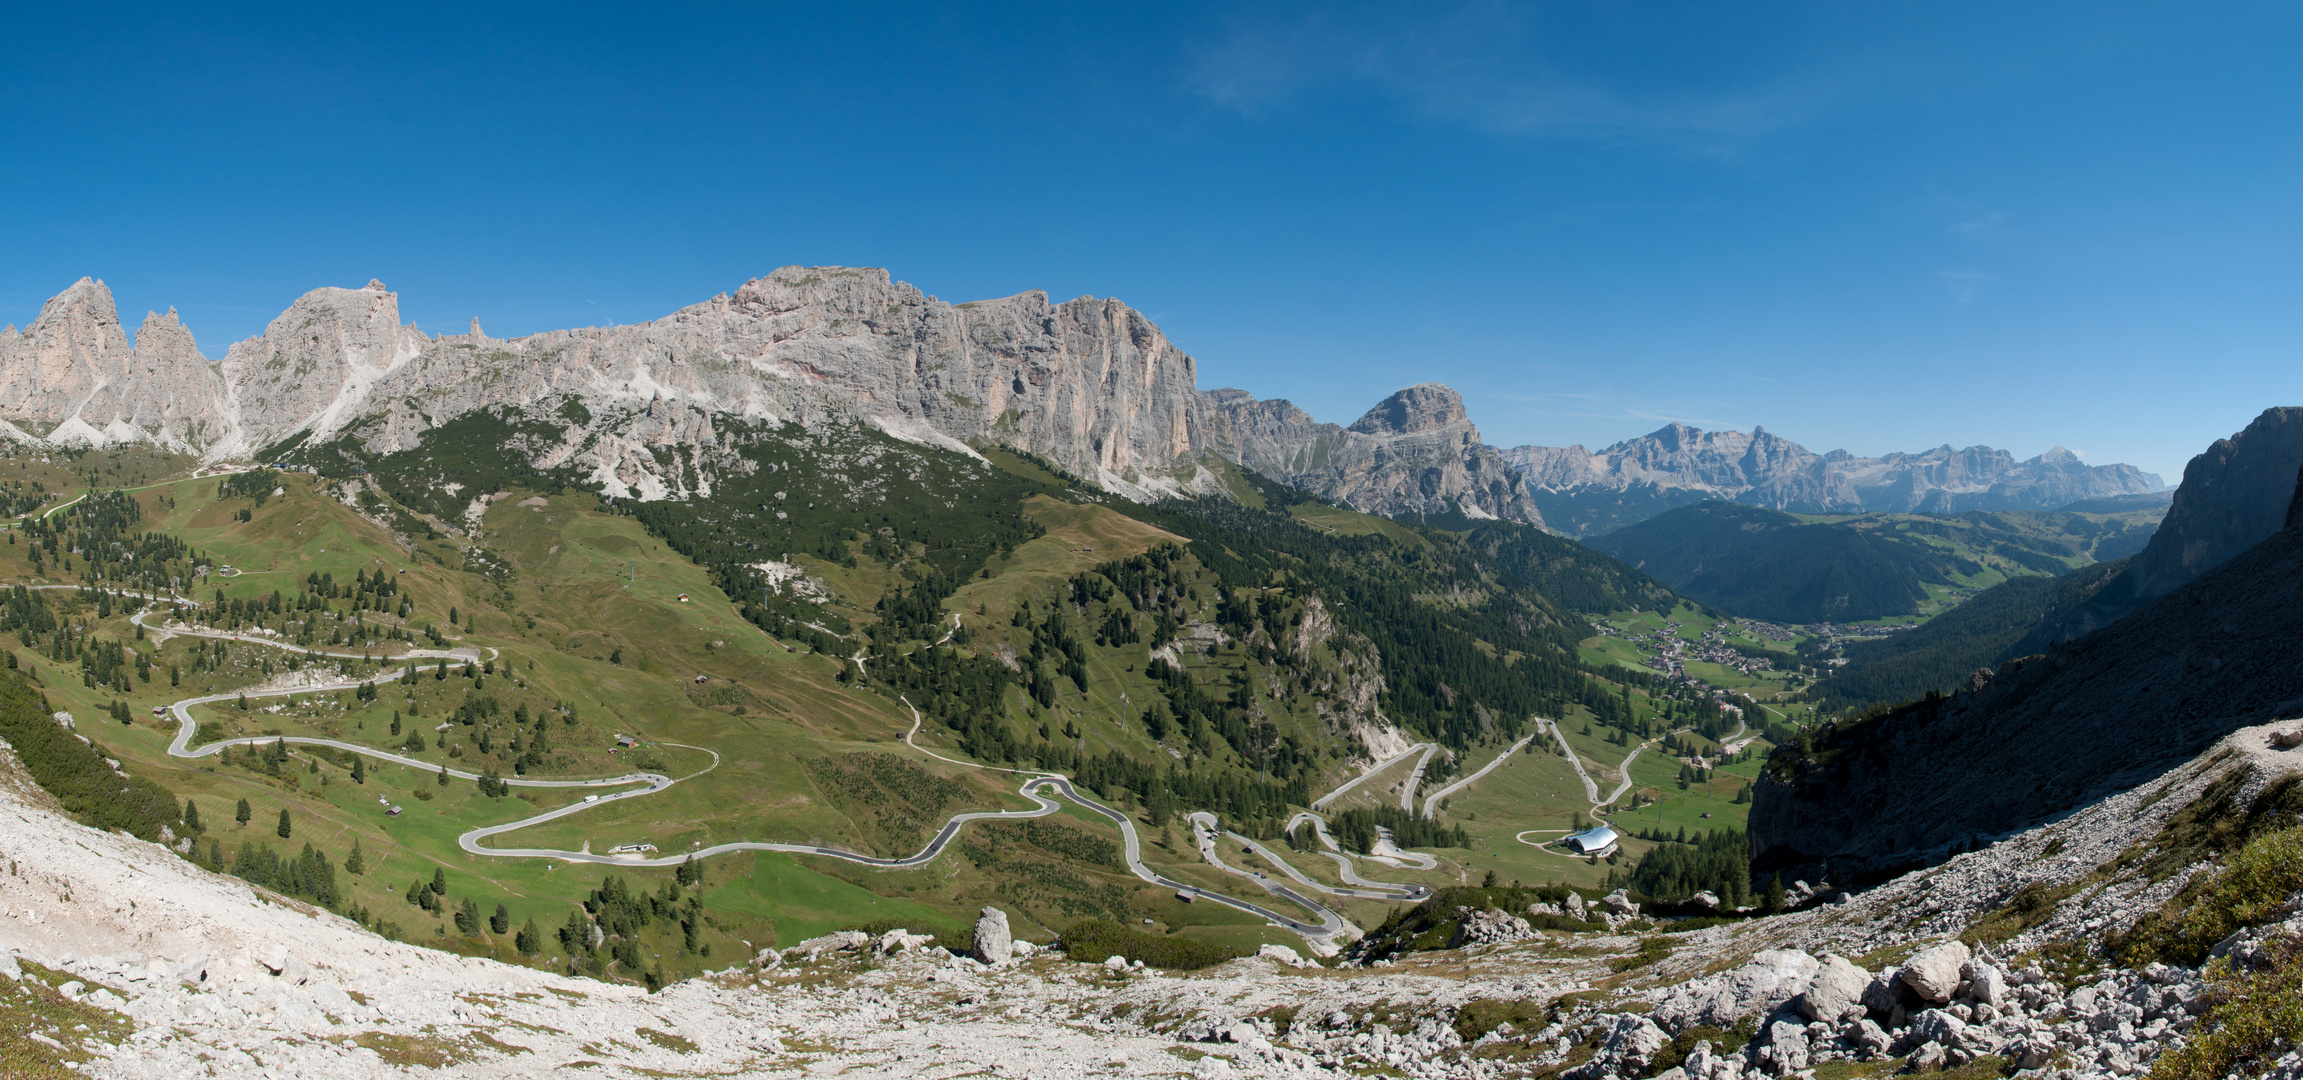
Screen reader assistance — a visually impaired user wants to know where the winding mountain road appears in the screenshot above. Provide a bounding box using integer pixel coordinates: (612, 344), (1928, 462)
(142, 598), (1539, 947)
(1419, 734), (1535, 818)
(160, 674), (1361, 943)
(1310, 742), (1433, 809)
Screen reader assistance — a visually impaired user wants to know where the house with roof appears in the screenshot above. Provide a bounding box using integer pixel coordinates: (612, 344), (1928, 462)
(1562, 825), (1619, 857)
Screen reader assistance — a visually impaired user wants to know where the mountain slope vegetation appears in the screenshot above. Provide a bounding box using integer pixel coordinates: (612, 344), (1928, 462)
(1806, 559), (2129, 711)
(0, 418), (1720, 992)
(1589, 500), (2161, 624)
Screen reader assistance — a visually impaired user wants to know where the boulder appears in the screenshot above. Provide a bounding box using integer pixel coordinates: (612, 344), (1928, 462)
(1602, 889), (1641, 916)
(1903, 1009), (1967, 1055)
(1652, 950), (1820, 1033)
(1898, 941), (1972, 1003)
(1680, 1040), (1718, 1079)
(785, 931), (870, 959)
(1010, 939), (1038, 959)
(874, 928), (934, 956)
(1861, 968), (1902, 1016)
(1257, 944), (1311, 968)
(1564, 1014), (1669, 1080)
(1962, 959), (2008, 1009)
(2273, 727), (2303, 749)
(1846, 1017), (1891, 1056)
(1797, 955), (1871, 1023)
(1691, 890), (1721, 909)
(1102, 954), (1129, 972)
(1761, 1019), (1809, 1075)
(1565, 892), (1588, 918)
(1449, 908), (1535, 948)
(970, 907), (1013, 965)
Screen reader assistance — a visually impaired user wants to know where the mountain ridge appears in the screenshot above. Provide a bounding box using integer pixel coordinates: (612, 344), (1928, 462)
(1506, 422), (2163, 536)
(0, 271), (1538, 525)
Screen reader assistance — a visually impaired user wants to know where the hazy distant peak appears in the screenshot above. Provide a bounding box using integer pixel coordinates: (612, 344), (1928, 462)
(1503, 423), (2162, 535)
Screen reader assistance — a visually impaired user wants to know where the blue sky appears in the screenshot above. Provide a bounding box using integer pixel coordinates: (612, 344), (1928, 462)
(2, 3), (2297, 481)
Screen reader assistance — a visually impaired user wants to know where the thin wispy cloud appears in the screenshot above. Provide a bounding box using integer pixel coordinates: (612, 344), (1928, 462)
(1626, 408), (1741, 430)
(1952, 211), (2006, 236)
(1938, 268), (1992, 303)
(1183, 2), (1847, 151)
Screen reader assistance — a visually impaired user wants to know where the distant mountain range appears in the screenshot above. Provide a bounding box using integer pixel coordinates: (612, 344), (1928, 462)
(1502, 423), (2165, 536)
(0, 270), (2163, 540)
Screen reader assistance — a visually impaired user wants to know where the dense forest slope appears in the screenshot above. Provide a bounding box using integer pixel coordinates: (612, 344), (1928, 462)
(1805, 559), (2129, 711)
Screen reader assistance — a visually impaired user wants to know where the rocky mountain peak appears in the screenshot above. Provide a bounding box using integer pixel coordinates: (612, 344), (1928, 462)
(1211, 383), (1543, 525)
(0, 268), (1547, 524)
(132, 308), (203, 361)
(1347, 383), (1468, 437)
(2120, 406), (2303, 599)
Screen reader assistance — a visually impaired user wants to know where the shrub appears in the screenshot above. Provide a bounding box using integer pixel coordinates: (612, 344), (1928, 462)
(1453, 998), (1546, 1042)
(0, 669), (179, 839)
(1057, 919), (1240, 971)
(2113, 826), (2303, 966)
(2149, 932), (2303, 1080)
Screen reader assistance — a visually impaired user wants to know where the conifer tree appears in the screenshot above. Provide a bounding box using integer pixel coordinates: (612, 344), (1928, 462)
(182, 798), (202, 833)
(276, 808), (292, 839)
(235, 797), (252, 827)
(345, 839), (365, 875)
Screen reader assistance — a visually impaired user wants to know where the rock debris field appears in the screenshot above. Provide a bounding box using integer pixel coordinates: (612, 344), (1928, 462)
(2, 721), (2300, 1079)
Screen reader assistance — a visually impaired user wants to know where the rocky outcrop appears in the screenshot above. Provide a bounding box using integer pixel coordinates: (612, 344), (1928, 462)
(216, 280), (428, 456)
(1505, 423), (2162, 535)
(0, 278), (235, 451)
(1751, 466), (2303, 882)
(1206, 383), (1545, 524)
(1650, 949), (1819, 1032)
(2019, 406), (2303, 648)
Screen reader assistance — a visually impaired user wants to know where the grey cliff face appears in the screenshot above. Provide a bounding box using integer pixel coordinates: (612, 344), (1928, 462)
(1206, 383), (1545, 525)
(1504, 422), (2163, 535)
(2120, 406), (2303, 599)
(291, 268), (1219, 500)
(0, 269), (1545, 522)
(0, 278), (234, 451)
(218, 280), (429, 454)
(2009, 405), (2303, 650)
